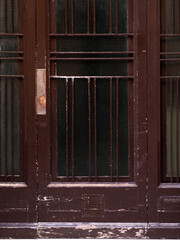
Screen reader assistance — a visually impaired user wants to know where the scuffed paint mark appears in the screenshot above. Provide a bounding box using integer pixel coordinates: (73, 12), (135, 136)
(135, 229), (144, 237)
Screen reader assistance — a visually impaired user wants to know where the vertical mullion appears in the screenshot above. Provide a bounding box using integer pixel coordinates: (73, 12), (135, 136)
(88, 78), (91, 181)
(93, 0), (96, 34)
(116, 0), (118, 34)
(66, 78), (69, 181)
(11, 78), (14, 180)
(116, 78), (119, 181)
(71, 0), (74, 34)
(65, 0), (68, 34)
(109, 0), (112, 34)
(110, 78), (113, 181)
(10, 0), (13, 33)
(170, 78), (173, 182)
(72, 78), (74, 181)
(87, 0), (90, 34)
(177, 79), (179, 182)
(94, 78), (97, 181)
(5, 79), (7, 180)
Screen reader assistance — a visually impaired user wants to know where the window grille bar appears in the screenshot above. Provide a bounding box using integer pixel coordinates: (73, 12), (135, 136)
(0, 80), (1, 176)
(110, 77), (113, 181)
(19, 78), (23, 179)
(176, 79), (179, 182)
(93, 0), (96, 34)
(10, 0), (13, 33)
(4, 0), (7, 33)
(65, 0), (68, 34)
(94, 78), (97, 181)
(11, 78), (13, 180)
(116, 78), (119, 181)
(87, 0), (90, 34)
(116, 0), (118, 34)
(72, 78), (75, 181)
(178, 0), (180, 34)
(66, 78), (69, 181)
(110, 0), (112, 34)
(171, 0), (174, 34)
(71, 0), (74, 34)
(5, 78), (7, 180)
(170, 78), (173, 183)
(88, 78), (91, 181)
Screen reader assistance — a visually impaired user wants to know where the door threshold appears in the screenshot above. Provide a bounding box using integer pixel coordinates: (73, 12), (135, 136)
(0, 222), (180, 239)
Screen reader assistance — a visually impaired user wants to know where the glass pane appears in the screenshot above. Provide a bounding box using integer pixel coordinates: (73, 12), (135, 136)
(161, 0), (180, 182)
(0, 0), (20, 179)
(55, 0), (130, 180)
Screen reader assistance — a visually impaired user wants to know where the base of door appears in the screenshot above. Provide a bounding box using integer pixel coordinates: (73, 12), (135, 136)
(0, 222), (180, 239)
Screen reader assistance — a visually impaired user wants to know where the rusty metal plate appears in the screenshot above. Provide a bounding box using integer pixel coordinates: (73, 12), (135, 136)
(36, 69), (46, 115)
(82, 194), (104, 217)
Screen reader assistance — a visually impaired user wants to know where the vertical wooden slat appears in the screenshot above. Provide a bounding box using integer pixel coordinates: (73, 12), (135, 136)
(177, 79), (179, 182)
(93, 0), (96, 34)
(88, 78), (91, 181)
(72, 78), (74, 181)
(5, 78), (7, 180)
(116, 78), (119, 181)
(116, 0), (118, 34)
(11, 78), (14, 180)
(66, 78), (69, 181)
(170, 78), (173, 182)
(109, 0), (112, 34)
(71, 0), (74, 34)
(87, 0), (90, 34)
(94, 78), (97, 181)
(110, 78), (113, 181)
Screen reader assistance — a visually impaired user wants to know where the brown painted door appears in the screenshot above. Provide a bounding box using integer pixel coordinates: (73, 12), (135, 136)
(148, 0), (180, 230)
(0, 1), (36, 222)
(37, 0), (148, 223)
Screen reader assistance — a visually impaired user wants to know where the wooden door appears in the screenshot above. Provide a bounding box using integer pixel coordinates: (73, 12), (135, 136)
(148, 0), (180, 238)
(37, 0), (148, 234)
(0, 0), (36, 225)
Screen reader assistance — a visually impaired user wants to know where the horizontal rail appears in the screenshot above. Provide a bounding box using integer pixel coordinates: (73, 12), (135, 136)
(0, 51), (24, 54)
(160, 76), (180, 79)
(50, 57), (134, 61)
(160, 52), (180, 55)
(50, 33), (134, 37)
(160, 34), (180, 37)
(0, 57), (23, 60)
(50, 75), (134, 79)
(50, 51), (134, 55)
(160, 58), (180, 61)
(0, 33), (23, 37)
(0, 75), (24, 78)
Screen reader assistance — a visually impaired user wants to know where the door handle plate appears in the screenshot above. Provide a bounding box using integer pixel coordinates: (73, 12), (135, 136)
(36, 69), (46, 115)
